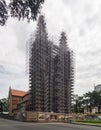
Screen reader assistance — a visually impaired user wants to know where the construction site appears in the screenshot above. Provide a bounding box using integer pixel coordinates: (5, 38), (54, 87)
(28, 15), (74, 114)
(8, 15), (74, 122)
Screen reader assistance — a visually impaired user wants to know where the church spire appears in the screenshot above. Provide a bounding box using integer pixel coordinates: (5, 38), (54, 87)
(59, 32), (67, 47)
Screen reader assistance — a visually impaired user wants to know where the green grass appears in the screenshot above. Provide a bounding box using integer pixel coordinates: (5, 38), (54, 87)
(76, 120), (101, 125)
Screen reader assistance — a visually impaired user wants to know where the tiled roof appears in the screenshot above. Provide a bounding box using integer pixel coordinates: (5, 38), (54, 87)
(23, 91), (30, 96)
(11, 89), (27, 97)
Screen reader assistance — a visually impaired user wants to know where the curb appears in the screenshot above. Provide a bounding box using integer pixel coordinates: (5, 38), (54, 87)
(71, 122), (101, 127)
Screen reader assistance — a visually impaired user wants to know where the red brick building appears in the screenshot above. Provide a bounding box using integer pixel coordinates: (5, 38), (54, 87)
(8, 87), (71, 122)
(8, 87), (28, 115)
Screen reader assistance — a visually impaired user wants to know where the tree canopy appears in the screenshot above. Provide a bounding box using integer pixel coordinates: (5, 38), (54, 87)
(0, 98), (8, 113)
(73, 91), (101, 114)
(0, 0), (45, 26)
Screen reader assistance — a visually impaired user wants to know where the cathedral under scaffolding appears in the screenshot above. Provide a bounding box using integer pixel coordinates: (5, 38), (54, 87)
(28, 15), (74, 114)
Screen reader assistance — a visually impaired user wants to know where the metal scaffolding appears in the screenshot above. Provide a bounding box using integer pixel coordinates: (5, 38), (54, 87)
(28, 15), (74, 113)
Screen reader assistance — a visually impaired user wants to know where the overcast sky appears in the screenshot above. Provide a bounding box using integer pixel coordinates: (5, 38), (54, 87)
(0, 0), (101, 98)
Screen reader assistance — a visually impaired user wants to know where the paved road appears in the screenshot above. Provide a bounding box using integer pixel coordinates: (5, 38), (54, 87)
(0, 118), (101, 130)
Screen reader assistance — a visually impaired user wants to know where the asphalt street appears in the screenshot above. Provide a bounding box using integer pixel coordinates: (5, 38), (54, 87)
(0, 118), (101, 130)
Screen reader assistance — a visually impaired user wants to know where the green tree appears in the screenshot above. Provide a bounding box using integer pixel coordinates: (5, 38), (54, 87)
(73, 91), (101, 114)
(0, 98), (8, 113)
(74, 95), (84, 113)
(84, 91), (101, 113)
(0, 0), (45, 26)
(84, 92), (93, 113)
(91, 91), (101, 113)
(0, 100), (3, 113)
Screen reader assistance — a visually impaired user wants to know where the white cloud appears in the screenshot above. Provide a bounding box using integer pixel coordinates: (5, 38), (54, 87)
(43, 0), (101, 95)
(0, 18), (35, 98)
(0, 0), (101, 98)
